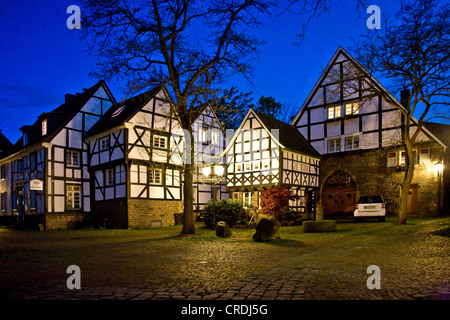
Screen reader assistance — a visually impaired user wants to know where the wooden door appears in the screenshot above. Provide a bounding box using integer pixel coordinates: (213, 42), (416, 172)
(407, 184), (418, 214)
(323, 188), (356, 216)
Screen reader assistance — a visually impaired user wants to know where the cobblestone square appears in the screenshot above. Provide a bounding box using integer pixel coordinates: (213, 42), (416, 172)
(0, 217), (449, 300)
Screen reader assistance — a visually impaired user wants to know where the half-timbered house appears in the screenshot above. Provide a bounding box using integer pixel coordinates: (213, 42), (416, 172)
(224, 108), (321, 216)
(0, 81), (116, 229)
(85, 87), (227, 228)
(292, 47), (449, 217)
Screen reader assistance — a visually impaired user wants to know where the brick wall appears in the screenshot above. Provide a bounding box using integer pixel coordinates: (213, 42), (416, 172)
(128, 199), (183, 228)
(320, 142), (444, 216)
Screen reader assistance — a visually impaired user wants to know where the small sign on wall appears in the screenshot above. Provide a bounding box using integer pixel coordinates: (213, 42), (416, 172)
(30, 179), (44, 191)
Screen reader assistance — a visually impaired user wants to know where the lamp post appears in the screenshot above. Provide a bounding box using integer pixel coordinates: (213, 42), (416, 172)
(434, 160), (443, 215)
(202, 164), (224, 228)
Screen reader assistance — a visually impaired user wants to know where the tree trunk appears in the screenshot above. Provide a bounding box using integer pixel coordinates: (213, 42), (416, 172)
(181, 161), (195, 234)
(181, 126), (195, 235)
(398, 145), (415, 225)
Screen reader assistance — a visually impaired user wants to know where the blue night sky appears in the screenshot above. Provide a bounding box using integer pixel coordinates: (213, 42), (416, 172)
(0, 0), (416, 143)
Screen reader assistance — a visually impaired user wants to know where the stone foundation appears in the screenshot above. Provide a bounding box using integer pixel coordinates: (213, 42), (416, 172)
(45, 212), (85, 231)
(128, 199), (183, 228)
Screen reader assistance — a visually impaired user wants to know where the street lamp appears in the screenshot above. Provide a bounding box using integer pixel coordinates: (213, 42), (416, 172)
(202, 164), (225, 228)
(434, 160), (443, 215)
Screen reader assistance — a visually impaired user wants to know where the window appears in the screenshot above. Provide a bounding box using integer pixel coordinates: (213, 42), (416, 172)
(399, 150), (420, 166)
(327, 138), (341, 153)
(100, 136), (110, 151)
(153, 135), (167, 149)
(1, 193), (6, 212)
(23, 132), (28, 145)
(105, 168), (114, 186)
(66, 185), (81, 210)
(345, 102), (360, 115)
(244, 162), (251, 171)
(149, 168), (162, 184)
(262, 160), (270, 169)
(66, 150), (80, 167)
(236, 164), (243, 172)
(211, 130), (219, 145)
(327, 105), (341, 119)
(243, 192), (254, 206)
(419, 148), (430, 164)
(42, 119), (47, 136)
(30, 190), (37, 210)
(17, 159), (24, 175)
(253, 161), (260, 171)
(30, 152), (37, 171)
(200, 128), (208, 143)
(0, 165), (5, 179)
(387, 152), (397, 167)
(345, 136), (359, 151)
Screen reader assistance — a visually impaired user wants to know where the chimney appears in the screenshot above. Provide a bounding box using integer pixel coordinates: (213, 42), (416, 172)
(400, 89), (410, 109)
(65, 93), (76, 102)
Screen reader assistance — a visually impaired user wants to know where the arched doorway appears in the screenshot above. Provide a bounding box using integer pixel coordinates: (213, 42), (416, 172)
(322, 171), (356, 217)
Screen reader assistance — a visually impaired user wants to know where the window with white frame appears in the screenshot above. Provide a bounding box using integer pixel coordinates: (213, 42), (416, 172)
(345, 136), (360, 151)
(387, 152), (397, 167)
(327, 138), (341, 153)
(211, 130), (219, 145)
(345, 102), (360, 115)
(66, 185), (81, 210)
(153, 135), (167, 149)
(149, 168), (162, 184)
(327, 105), (341, 119)
(100, 136), (110, 151)
(236, 163), (243, 172)
(200, 127), (208, 143)
(105, 168), (114, 186)
(66, 150), (80, 167)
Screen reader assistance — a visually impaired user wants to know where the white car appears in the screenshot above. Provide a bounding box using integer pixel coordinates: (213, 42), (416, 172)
(354, 195), (386, 222)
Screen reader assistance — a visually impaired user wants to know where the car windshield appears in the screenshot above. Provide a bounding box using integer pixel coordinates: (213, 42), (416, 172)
(358, 196), (383, 204)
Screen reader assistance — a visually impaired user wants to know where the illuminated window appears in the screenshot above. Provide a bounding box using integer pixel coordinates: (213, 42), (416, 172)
(42, 119), (48, 136)
(328, 105), (341, 119)
(236, 164), (242, 172)
(345, 102), (360, 115)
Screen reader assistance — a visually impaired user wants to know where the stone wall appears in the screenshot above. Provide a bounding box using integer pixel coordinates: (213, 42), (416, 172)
(45, 212), (85, 230)
(320, 141), (444, 216)
(128, 199), (183, 228)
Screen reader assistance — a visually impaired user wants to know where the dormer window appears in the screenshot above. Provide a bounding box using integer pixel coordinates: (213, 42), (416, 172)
(23, 132), (28, 145)
(42, 119), (48, 136)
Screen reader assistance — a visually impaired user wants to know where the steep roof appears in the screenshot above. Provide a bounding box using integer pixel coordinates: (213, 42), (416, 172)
(8, 81), (113, 156)
(252, 109), (321, 158)
(424, 122), (450, 149)
(85, 86), (163, 138)
(0, 131), (13, 159)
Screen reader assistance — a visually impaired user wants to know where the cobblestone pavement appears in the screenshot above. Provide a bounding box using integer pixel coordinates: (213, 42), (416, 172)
(1, 219), (449, 301)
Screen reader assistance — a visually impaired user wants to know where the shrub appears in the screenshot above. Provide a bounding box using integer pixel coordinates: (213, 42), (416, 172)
(259, 186), (300, 225)
(202, 199), (247, 228)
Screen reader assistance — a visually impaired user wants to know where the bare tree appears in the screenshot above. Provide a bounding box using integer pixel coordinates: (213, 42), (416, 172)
(81, 0), (279, 234)
(347, 0), (450, 224)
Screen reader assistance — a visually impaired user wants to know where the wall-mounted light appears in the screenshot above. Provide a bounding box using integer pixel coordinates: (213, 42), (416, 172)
(434, 161), (443, 175)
